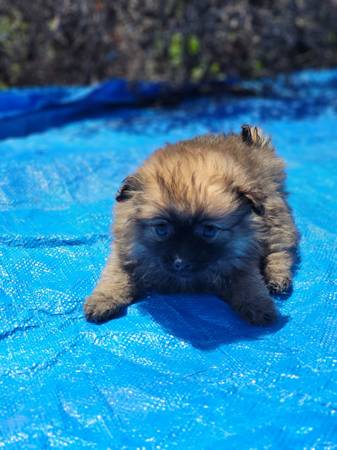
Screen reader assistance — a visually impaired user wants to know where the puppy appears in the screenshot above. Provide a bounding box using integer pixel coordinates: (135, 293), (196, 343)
(84, 125), (298, 325)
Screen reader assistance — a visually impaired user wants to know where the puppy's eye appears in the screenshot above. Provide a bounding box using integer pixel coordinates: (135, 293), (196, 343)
(153, 223), (171, 238)
(195, 224), (220, 239)
(202, 225), (218, 238)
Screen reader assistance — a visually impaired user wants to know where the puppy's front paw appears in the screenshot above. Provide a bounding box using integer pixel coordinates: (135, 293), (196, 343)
(235, 296), (277, 326)
(84, 292), (122, 323)
(264, 253), (293, 294)
(266, 276), (292, 294)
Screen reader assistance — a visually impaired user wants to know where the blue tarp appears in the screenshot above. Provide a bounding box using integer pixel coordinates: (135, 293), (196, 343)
(0, 70), (336, 449)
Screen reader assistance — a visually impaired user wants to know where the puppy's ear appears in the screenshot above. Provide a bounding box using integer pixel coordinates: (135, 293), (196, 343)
(241, 124), (271, 148)
(116, 175), (142, 202)
(237, 188), (265, 216)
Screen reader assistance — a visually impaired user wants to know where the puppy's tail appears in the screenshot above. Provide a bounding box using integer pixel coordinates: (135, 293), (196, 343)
(241, 124), (272, 149)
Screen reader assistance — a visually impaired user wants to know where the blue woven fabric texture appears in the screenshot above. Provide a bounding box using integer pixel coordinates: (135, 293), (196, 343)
(0, 70), (336, 449)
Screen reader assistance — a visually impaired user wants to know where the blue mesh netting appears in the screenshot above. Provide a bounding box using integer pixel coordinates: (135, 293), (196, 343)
(0, 70), (336, 448)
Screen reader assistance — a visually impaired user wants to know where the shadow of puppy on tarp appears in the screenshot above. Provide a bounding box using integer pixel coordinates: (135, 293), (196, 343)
(137, 294), (288, 351)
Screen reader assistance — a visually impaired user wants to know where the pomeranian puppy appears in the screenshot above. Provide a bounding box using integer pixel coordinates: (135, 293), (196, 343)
(84, 125), (298, 325)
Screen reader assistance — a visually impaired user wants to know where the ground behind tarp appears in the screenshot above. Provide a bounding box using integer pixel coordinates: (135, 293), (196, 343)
(0, 71), (336, 448)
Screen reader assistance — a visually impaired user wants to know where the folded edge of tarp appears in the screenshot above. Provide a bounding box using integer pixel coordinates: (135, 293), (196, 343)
(0, 69), (336, 140)
(2, 69), (337, 118)
(0, 79), (166, 120)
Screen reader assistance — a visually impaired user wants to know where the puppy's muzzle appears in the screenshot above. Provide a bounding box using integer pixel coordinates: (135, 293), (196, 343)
(171, 256), (192, 275)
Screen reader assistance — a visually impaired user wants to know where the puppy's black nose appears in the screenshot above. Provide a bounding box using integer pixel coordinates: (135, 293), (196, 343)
(172, 257), (191, 272)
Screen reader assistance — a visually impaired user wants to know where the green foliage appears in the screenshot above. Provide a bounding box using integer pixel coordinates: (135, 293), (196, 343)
(0, 10), (28, 85)
(191, 66), (204, 82)
(0, 1), (337, 86)
(210, 62), (221, 75)
(253, 60), (264, 75)
(0, 12), (27, 44)
(169, 32), (184, 66)
(187, 35), (200, 55)
(328, 32), (337, 43)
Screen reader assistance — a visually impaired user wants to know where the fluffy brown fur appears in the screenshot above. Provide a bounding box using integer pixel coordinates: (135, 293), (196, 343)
(84, 125), (298, 325)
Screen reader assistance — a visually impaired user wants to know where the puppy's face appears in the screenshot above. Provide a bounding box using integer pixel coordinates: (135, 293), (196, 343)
(116, 147), (261, 287)
(134, 207), (252, 280)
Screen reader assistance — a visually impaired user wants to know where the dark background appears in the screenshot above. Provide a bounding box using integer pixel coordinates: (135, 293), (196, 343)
(1, 0), (336, 88)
